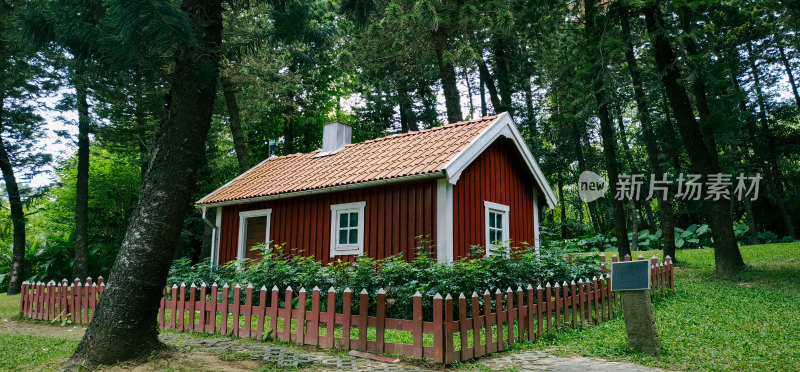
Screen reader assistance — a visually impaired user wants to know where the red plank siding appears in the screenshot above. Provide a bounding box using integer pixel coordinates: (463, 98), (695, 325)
(218, 179), (438, 265)
(452, 138), (542, 259)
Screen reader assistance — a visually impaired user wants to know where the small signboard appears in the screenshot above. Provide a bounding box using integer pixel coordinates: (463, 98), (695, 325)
(611, 260), (650, 291)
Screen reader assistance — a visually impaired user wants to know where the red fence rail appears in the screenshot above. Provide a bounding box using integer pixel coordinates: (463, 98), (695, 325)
(19, 254), (673, 364)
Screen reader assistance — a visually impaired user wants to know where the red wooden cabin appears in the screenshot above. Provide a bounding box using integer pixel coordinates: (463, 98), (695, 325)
(196, 113), (556, 265)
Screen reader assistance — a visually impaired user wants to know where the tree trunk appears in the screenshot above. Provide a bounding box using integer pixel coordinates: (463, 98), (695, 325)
(69, 0), (222, 365)
(463, 70), (474, 119)
(644, 2), (743, 277)
(676, 4), (718, 158)
(492, 36), (513, 115)
(73, 74), (90, 281)
(479, 72), (487, 117)
(571, 118), (601, 233)
(433, 34), (462, 123)
(221, 76), (251, 172)
(283, 91), (295, 154)
(585, 0), (630, 258)
(398, 86), (418, 132)
(478, 59), (502, 115)
(630, 201), (639, 251)
(747, 41), (795, 239)
(0, 94), (25, 295)
(618, 4), (676, 258)
(776, 36), (800, 110)
(525, 81), (537, 138)
(742, 196), (759, 245)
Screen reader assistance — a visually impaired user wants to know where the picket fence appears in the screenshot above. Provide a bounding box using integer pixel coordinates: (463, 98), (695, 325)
(19, 254), (673, 364)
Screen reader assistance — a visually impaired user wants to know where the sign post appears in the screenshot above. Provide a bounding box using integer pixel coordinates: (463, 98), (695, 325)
(611, 260), (660, 354)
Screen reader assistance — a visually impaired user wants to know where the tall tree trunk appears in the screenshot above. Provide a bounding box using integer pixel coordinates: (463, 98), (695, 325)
(478, 60), (502, 115)
(479, 72), (487, 117)
(585, 0), (630, 257)
(525, 81), (537, 137)
(644, 2), (744, 277)
(283, 91), (295, 154)
(629, 201), (639, 251)
(0, 94), (25, 295)
(676, 3), (718, 158)
(618, 4), (676, 259)
(463, 70), (474, 119)
(776, 36), (800, 109)
(69, 0), (222, 365)
(221, 76), (251, 172)
(433, 34), (462, 123)
(558, 177), (566, 240)
(746, 42), (796, 239)
(73, 74), (90, 280)
(398, 86), (418, 132)
(492, 36), (513, 114)
(571, 118), (601, 233)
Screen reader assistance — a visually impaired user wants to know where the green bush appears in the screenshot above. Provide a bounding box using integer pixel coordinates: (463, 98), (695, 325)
(167, 239), (602, 321)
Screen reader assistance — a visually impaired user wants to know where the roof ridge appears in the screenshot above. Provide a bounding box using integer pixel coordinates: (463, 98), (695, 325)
(355, 115), (499, 146)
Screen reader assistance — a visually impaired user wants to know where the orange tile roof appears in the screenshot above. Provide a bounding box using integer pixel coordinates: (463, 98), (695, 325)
(198, 115), (500, 205)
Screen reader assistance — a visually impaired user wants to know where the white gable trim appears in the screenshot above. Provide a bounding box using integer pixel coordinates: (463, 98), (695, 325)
(442, 112), (557, 209)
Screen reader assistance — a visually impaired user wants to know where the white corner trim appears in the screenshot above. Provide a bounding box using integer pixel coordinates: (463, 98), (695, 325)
(436, 178), (454, 263)
(443, 112), (557, 209)
(237, 208), (272, 261)
(484, 201), (510, 255)
(212, 206), (222, 266)
(329, 201), (366, 257)
(533, 192), (540, 254)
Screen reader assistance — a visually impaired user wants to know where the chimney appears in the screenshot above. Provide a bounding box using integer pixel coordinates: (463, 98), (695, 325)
(318, 121), (352, 156)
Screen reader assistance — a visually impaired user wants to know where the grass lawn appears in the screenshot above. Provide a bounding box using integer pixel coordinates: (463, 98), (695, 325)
(520, 242), (800, 371)
(0, 295), (80, 371)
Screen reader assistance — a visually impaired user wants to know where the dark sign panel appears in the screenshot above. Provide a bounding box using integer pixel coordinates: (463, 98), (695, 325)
(611, 260), (650, 291)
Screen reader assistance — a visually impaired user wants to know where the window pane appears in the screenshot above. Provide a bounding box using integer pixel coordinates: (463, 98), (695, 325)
(496, 213), (502, 229)
(489, 212), (496, 228)
(349, 212), (358, 227)
(245, 216), (267, 260)
(497, 229), (503, 242)
(339, 229), (347, 244)
(339, 213), (348, 228)
(348, 229), (358, 244)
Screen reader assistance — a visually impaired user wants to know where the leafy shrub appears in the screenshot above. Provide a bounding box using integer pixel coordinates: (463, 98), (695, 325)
(167, 239), (602, 321)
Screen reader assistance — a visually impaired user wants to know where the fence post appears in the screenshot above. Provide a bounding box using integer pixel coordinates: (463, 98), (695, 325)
(342, 288), (352, 349)
(244, 284), (253, 338)
(296, 288), (307, 345)
(325, 287), (336, 349)
(494, 289), (504, 352)
(516, 286), (525, 342)
(358, 289), (368, 351)
(269, 286), (278, 339)
(444, 294), (455, 363)
(19, 282), (26, 317)
(220, 284), (229, 335)
(505, 288), (514, 345)
(544, 283), (552, 333)
(472, 291), (483, 357)
(553, 283), (561, 331)
(189, 284), (197, 332)
(309, 287), (321, 346)
(47, 281), (55, 321)
(256, 285), (266, 339)
(232, 284), (241, 337)
(412, 291), (423, 360)
(666, 256), (674, 289)
(483, 290), (495, 354)
(458, 293), (470, 360)
(526, 285), (535, 342)
(199, 284), (207, 333)
(432, 293), (444, 363)
(281, 286), (293, 342)
(210, 283), (219, 334)
(376, 288), (386, 353)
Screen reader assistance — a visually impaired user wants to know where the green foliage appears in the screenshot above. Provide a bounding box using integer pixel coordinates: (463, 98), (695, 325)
(167, 239), (602, 321)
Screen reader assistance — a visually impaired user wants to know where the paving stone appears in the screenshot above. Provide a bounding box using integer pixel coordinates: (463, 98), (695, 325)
(262, 347), (315, 368)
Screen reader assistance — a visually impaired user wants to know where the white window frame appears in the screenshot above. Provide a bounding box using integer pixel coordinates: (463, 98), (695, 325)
(330, 201), (366, 257)
(237, 209), (272, 260)
(484, 201), (510, 255)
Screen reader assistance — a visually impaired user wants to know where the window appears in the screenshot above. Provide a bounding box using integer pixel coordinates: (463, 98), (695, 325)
(238, 209), (272, 261)
(484, 201), (510, 255)
(330, 201), (366, 257)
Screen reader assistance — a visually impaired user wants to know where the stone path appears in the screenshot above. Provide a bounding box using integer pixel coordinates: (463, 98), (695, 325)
(478, 350), (669, 372)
